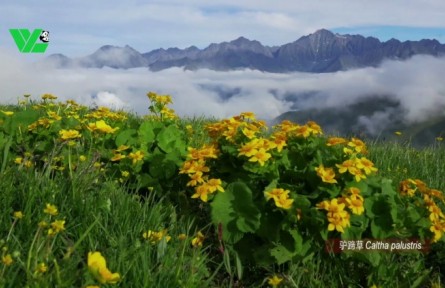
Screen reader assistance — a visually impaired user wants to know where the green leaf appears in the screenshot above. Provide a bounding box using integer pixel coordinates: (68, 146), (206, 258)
(354, 251), (382, 267)
(156, 125), (186, 153)
(270, 229), (310, 264)
(270, 244), (294, 265)
(138, 121), (160, 145)
(211, 182), (261, 243)
(115, 129), (137, 147)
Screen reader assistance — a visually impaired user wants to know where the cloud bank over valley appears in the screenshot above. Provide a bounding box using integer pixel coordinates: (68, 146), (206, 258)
(1, 49), (445, 137)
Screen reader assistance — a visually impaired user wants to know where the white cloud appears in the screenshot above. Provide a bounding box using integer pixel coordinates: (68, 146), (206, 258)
(1, 48), (445, 132)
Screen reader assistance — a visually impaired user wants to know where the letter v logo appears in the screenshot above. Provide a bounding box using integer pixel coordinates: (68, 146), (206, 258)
(9, 29), (49, 53)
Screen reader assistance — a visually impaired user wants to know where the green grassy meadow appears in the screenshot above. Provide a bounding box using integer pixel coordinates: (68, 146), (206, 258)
(0, 94), (444, 288)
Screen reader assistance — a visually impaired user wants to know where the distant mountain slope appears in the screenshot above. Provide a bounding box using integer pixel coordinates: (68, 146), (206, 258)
(46, 29), (445, 72)
(272, 95), (445, 147)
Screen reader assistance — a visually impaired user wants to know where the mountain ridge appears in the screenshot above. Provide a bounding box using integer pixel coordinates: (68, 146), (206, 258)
(46, 29), (445, 72)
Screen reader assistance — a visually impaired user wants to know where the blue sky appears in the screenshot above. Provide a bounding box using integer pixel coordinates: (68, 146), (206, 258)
(1, 1), (445, 57)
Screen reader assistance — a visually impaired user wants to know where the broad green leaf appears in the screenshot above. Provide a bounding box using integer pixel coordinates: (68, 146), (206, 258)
(138, 121), (157, 144)
(211, 182), (261, 243)
(156, 125), (185, 153)
(116, 128), (137, 147)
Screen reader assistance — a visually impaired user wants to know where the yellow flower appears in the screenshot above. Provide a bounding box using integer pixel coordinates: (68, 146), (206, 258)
(347, 138), (367, 154)
(436, 137), (444, 141)
(274, 194), (294, 210)
(13, 211), (24, 219)
(238, 142), (259, 158)
(185, 125), (193, 134)
(355, 157), (378, 175)
(191, 231), (205, 247)
(121, 171), (130, 178)
(79, 155), (87, 162)
(41, 93), (58, 100)
(327, 137), (347, 146)
(128, 151), (144, 165)
(36, 262), (48, 273)
(59, 129), (81, 141)
(318, 198), (350, 233)
(115, 145), (130, 152)
(47, 111), (62, 121)
(430, 219), (445, 242)
(14, 157), (23, 164)
(271, 132), (287, 152)
(240, 111), (256, 120)
(187, 145), (219, 160)
(186, 171), (205, 187)
(51, 220), (66, 232)
(345, 194), (365, 215)
(111, 153), (126, 162)
(267, 275), (283, 287)
(327, 212), (350, 233)
(2, 254), (13, 266)
(307, 121), (323, 135)
(345, 187), (361, 196)
(178, 234), (187, 240)
(276, 120), (298, 133)
(336, 159), (356, 174)
(1, 110), (14, 116)
(88, 252), (121, 284)
(43, 203), (58, 216)
(349, 167), (367, 182)
(394, 131), (402, 136)
(143, 229), (171, 244)
(399, 179), (417, 197)
(315, 165), (337, 184)
(191, 184), (211, 202)
(87, 120), (119, 134)
(242, 127), (257, 139)
(248, 148), (271, 166)
(206, 178), (224, 193)
(264, 188), (290, 201)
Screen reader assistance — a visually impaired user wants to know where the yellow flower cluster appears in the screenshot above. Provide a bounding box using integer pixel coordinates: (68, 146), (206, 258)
(238, 138), (276, 166)
(42, 203), (66, 236)
(315, 164), (337, 184)
(336, 157), (378, 182)
(317, 198), (350, 233)
(205, 112), (267, 142)
(85, 106), (128, 121)
(146, 92), (178, 120)
(14, 152), (34, 168)
(160, 106), (178, 120)
(327, 137), (368, 154)
(274, 120), (322, 138)
(339, 187), (365, 215)
(41, 93), (58, 100)
(180, 144), (224, 202)
(142, 229), (172, 244)
(317, 187), (365, 233)
(111, 145), (144, 166)
(191, 231), (205, 247)
(147, 92), (173, 105)
(264, 188), (294, 210)
(399, 179), (445, 242)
